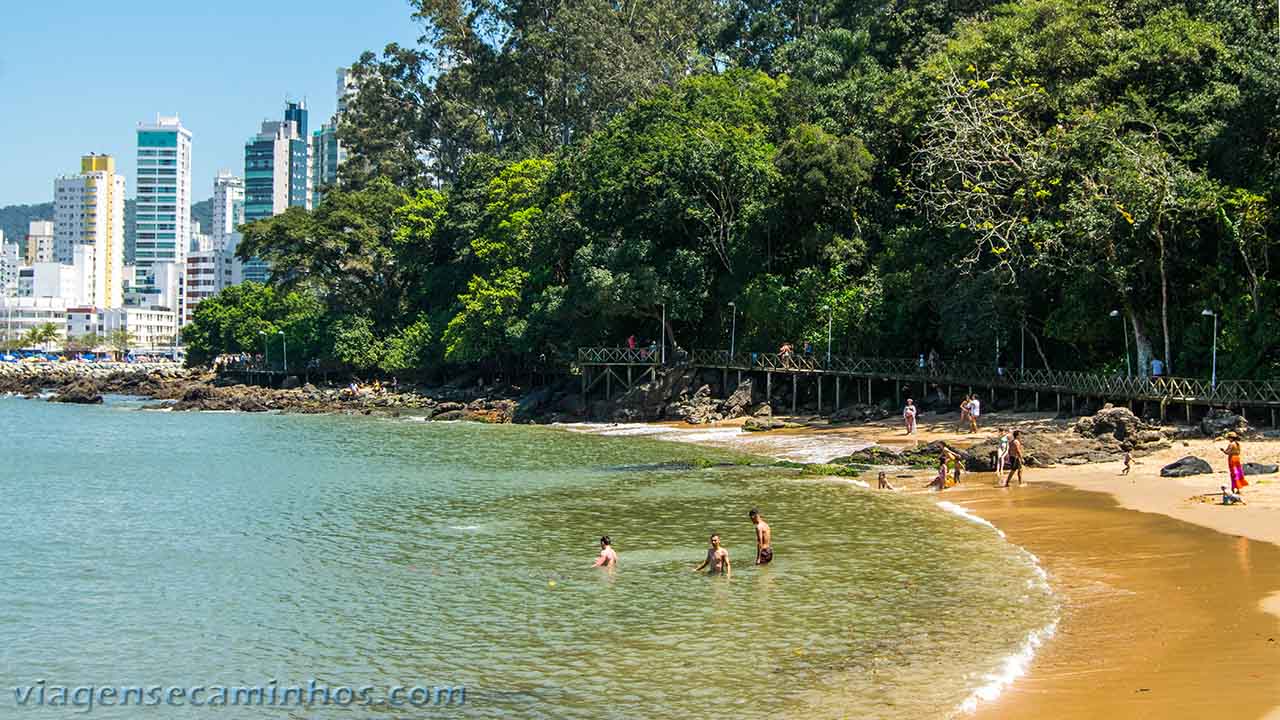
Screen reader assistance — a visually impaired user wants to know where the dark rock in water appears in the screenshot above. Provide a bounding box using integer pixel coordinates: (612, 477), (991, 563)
(181, 385), (214, 402)
(829, 446), (901, 465)
(50, 379), (102, 404)
(1200, 408), (1248, 438)
(433, 410), (467, 421)
(742, 417), (786, 432)
(1160, 456), (1212, 477)
(1244, 462), (1278, 476)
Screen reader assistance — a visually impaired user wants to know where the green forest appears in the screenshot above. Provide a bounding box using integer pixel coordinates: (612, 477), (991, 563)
(182, 0), (1280, 381)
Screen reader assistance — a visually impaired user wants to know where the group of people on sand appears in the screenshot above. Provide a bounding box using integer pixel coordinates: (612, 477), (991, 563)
(593, 510), (773, 578)
(902, 394), (982, 435)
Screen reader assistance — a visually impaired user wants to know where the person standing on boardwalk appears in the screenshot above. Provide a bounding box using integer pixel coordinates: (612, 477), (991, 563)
(1003, 430), (1024, 487)
(694, 534), (731, 577)
(593, 536), (619, 568)
(903, 398), (918, 435)
(1221, 432), (1248, 494)
(749, 509), (772, 565)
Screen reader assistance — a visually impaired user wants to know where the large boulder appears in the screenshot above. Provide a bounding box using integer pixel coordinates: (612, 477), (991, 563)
(1074, 405), (1147, 442)
(49, 379), (103, 404)
(1244, 462), (1279, 476)
(665, 385), (722, 425)
(722, 379), (754, 418)
(1201, 408), (1249, 438)
(280, 375), (302, 390)
(742, 416), (787, 432)
(830, 403), (889, 423)
(1160, 456), (1213, 477)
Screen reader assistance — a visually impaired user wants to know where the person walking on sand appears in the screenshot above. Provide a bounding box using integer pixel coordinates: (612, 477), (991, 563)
(967, 394), (981, 433)
(1221, 432), (1248, 494)
(903, 398), (918, 435)
(1003, 430), (1024, 487)
(593, 536), (618, 568)
(749, 509), (772, 565)
(694, 534), (731, 577)
(959, 395), (972, 430)
(1121, 448), (1133, 476)
(996, 428), (1011, 475)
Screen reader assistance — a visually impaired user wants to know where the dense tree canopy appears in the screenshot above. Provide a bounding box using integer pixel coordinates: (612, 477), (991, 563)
(191, 0), (1280, 381)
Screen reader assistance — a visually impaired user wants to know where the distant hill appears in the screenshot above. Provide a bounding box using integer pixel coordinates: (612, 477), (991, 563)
(0, 203), (53, 249)
(0, 200), (210, 264)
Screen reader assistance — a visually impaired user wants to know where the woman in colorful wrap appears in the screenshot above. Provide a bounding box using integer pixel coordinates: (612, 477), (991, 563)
(1221, 432), (1247, 493)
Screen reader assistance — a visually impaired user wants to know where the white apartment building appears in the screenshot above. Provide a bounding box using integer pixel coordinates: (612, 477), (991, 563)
(101, 306), (178, 350)
(135, 115), (193, 319)
(53, 154), (126, 308)
(26, 220), (55, 264)
(0, 296), (68, 346)
(210, 170), (245, 252)
(65, 306), (101, 340)
(0, 241), (20, 297)
(184, 227), (238, 324)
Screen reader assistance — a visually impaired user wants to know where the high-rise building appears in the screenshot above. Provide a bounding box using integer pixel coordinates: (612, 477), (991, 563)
(0, 239), (20, 297)
(26, 220), (54, 265)
(210, 170), (244, 252)
(53, 154), (126, 308)
(184, 224), (239, 325)
(242, 101), (311, 283)
(311, 68), (358, 206)
(135, 115), (193, 317)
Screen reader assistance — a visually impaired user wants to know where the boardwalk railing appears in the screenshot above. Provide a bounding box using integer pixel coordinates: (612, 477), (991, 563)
(577, 347), (1280, 408)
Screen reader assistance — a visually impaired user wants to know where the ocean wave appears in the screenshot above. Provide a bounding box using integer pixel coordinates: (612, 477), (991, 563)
(936, 500), (1059, 716)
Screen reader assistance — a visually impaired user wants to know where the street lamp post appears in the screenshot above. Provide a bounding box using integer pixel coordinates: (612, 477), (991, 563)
(823, 305), (832, 367)
(1202, 309), (1217, 391)
(660, 303), (666, 365)
(278, 330), (288, 374)
(1109, 310), (1130, 377)
(728, 301), (736, 362)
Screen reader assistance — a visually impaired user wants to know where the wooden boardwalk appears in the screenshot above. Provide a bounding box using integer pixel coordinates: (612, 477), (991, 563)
(577, 347), (1280, 425)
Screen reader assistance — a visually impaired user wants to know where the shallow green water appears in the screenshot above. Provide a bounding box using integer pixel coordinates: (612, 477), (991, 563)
(0, 397), (1056, 718)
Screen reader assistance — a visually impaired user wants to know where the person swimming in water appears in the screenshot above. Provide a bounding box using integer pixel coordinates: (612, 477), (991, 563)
(749, 509), (772, 565)
(693, 533), (731, 577)
(592, 535), (618, 568)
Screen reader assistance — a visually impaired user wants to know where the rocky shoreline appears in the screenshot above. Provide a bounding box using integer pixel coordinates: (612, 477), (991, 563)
(0, 363), (582, 423)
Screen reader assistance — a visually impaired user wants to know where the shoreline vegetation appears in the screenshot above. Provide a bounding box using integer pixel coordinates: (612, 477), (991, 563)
(10, 362), (1280, 716)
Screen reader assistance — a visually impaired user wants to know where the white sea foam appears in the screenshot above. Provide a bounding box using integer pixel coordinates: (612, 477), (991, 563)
(958, 619), (1058, 715)
(936, 500), (1006, 539)
(935, 500), (1059, 716)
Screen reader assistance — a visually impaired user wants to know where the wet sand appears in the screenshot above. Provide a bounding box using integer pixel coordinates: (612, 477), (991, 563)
(576, 410), (1280, 718)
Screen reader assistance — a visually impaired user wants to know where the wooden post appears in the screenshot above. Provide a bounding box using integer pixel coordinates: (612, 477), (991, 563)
(1272, 407), (1276, 428)
(835, 376), (841, 411)
(627, 366), (632, 391)
(606, 370), (612, 400)
(817, 376), (823, 414)
(1056, 393), (1061, 415)
(737, 370), (742, 387)
(1035, 391), (1040, 412)
(1186, 403), (1192, 424)
(767, 372), (772, 403)
(1013, 388), (1018, 409)
(1160, 401), (1166, 422)
(1071, 394), (1076, 415)
(582, 367), (588, 404)
(868, 377), (873, 403)
(722, 368), (728, 394)
(792, 375), (798, 415)
(895, 382), (901, 408)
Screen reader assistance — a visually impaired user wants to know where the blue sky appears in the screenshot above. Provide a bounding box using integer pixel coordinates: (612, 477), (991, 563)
(0, 0), (420, 206)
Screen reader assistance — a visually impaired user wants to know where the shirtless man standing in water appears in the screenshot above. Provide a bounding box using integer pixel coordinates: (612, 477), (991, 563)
(749, 509), (772, 565)
(592, 535), (618, 568)
(693, 534), (731, 577)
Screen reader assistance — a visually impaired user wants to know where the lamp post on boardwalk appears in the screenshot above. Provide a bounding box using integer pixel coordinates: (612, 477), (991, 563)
(278, 330), (288, 375)
(823, 304), (832, 367)
(1109, 310), (1130, 378)
(660, 302), (666, 365)
(1202, 308), (1217, 391)
(728, 301), (736, 362)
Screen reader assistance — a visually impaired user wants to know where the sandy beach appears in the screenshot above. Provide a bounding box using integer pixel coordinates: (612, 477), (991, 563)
(576, 410), (1280, 718)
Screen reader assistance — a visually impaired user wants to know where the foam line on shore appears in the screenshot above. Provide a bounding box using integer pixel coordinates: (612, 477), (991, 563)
(937, 499), (1058, 716)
